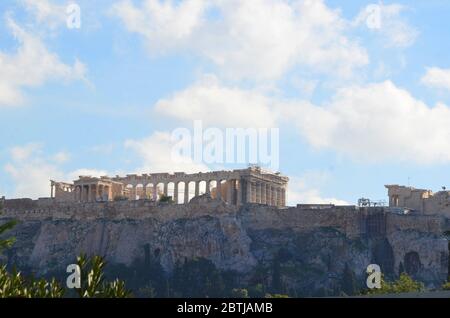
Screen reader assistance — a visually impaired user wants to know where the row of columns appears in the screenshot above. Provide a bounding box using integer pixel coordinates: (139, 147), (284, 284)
(127, 179), (243, 205)
(125, 178), (286, 207)
(71, 179), (286, 207)
(245, 180), (286, 207)
(50, 183), (73, 199)
(74, 184), (111, 202)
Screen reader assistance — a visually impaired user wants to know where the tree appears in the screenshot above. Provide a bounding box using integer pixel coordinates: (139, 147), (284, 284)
(271, 254), (282, 293)
(159, 194), (174, 203)
(0, 266), (65, 298)
(398, 262), (405, 276)
(0, 254), (132, 298)
(171, 258), (226, 297)
(231, 288), (249, 298)
(73, 254), (132, 298)
(341, 263), (358, 296)
(248, 284), (265, 298)
(444, 230), (450, 283)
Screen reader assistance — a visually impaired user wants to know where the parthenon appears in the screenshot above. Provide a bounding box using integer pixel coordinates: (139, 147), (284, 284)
(50, 166), (289, 207)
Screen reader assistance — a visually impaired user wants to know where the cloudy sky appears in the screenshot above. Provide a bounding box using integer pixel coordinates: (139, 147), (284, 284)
(1, 0), (450, 205)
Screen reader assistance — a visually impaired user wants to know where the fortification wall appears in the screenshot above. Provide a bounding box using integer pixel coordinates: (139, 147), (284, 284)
(2, 198), (446, 238)
(1, 197), (239, 222)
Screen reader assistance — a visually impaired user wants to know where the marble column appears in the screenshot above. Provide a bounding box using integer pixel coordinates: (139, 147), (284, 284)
(153, 184), (158, 201)
(256, 182), (261, 204)
(275, 188), (280, 207)
(206, 180), (211, 194)
(216, 181), (222, 199)
(195, 181), (200, 197)
(143, 184), (147, 200)
(261, 183), (266, 205)
(236, 180), (242, 206)
(246, 180), (252, 203)
(226, 180), (233, 204)
(132, 186), (137, 200)
(272, 187), (277, 206)
(174, 182), (179, 203)
(87, 184), (92, 202)
(184, 182), (189, 203)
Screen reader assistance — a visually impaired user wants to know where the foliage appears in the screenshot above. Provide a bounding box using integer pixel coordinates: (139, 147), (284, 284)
(0, 265), (65, 298)
(365, 273), (424, 295)
(0, 254), (132, 298)
(0, 202), (18, 254)
(103, 251), (167, 297)
(171, 258), (226, 297)
(444, 231), (450, 283)
(231, 288), (249, 298)
(265, 293), (289, 298)
(341, 263), (358, 296)
(137, 284), (156, 298)
(442, 282), (450, 290)
(271, 253), (282, 293)
(74, 254), (132, 298)
(248, 284), (265, 298)
(159, 194), (174, 203)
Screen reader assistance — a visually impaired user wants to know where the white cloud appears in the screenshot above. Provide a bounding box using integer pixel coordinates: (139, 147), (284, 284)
(288, 81), (450, 164)
(4, 144), (105, 199)
(0, 17), (87, 107)
(66, 168), (108, 181)
(88, 143), (115, 155)
(112, 0), (368, 81)
(287, 176), (349, 206)
(155, 75), (278, 127)
(21, 0), (67, 30)
(5, 144), (65, 198)
(10, 143), (43, 161)
(421, 67), (450, 91)
(125, 131), (209, 173)
(110, 0), (207, 52)
(354, 3), (418, 48)
(52, 151), (70, 164)
(154, 75), (450, 165)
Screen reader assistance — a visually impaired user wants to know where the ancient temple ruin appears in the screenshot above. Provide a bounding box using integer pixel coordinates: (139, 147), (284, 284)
(385, 184), (450, 215)
(50, 166), (289, 207)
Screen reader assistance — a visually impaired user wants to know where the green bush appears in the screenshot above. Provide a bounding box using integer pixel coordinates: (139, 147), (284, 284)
(366, 273), (424, 295)
(231, 288), (249, 298)
(159, 194), (174, 203)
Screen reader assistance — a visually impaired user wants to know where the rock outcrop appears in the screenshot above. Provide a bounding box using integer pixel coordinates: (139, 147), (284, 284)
(0, 197), (448, 295)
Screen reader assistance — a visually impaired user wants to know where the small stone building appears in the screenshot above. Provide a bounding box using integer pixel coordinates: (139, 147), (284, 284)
(385, 184), (450, 216)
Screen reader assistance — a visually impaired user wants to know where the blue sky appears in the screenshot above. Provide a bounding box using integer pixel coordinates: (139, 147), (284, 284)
(1, 0), (450, 205)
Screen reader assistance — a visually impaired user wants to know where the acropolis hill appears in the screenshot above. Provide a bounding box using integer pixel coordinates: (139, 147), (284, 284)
(1, 167), (450, 295)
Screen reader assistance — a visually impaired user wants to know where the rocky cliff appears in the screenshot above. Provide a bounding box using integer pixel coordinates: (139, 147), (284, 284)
(0, 196), (448, 296)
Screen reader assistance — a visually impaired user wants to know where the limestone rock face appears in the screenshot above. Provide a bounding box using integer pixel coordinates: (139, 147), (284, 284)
(0, 198), (448, 295)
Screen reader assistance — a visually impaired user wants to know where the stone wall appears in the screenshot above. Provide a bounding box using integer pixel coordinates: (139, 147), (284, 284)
(0, 197), (448, 291)
(2, 198), (447, 236)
